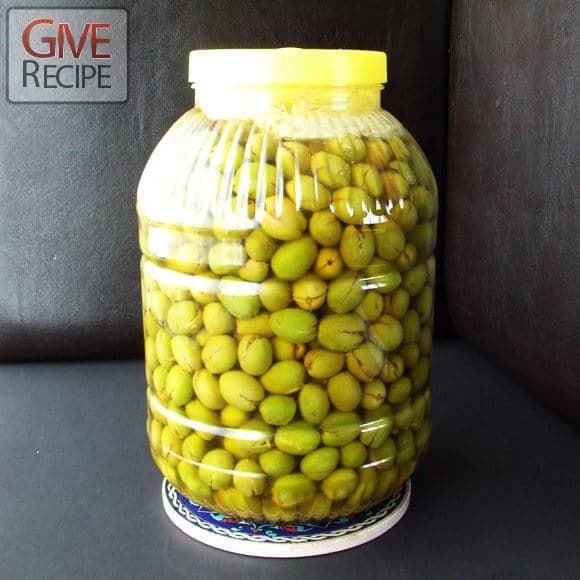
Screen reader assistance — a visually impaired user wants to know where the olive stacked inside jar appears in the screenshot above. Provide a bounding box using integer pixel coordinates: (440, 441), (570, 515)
(140, 118), (437, 522)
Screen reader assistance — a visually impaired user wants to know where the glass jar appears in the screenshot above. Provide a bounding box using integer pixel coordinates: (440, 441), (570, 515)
(137, 49), (437, 523)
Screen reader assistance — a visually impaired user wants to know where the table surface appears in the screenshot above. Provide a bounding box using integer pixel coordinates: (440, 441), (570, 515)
(1, 340), (579, 580)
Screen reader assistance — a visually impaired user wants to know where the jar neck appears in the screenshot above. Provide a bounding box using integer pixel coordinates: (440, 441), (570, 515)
(194, 84), (383, 119)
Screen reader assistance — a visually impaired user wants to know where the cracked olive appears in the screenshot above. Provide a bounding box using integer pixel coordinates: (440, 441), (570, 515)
(142, 117), (437, 522)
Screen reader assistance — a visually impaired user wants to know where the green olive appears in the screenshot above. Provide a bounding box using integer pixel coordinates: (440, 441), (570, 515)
(402, 309), (421, 344)
(321, 468), (358, 501)
(271, 235), (318, 281)
(261, 197), (307, 241)
(245, 228), (278, 262)
(309, 210), (343, 247)
(274, 421), (321, 455)
(238, 259), (269, 282)
(271, 337), (306, 361)
(190, 272), (219, 305)
(304, 349), (345, 380)
(327, 272), (364, 313)
(286, 175), (331, 211)
(259, 449), (297, 476)
(347, 467), (378, 507)
(261, 360), (306, 395)
(388, 377), (412, 404)
(355, 291), (384, 322)
(369, 315), (404, 352)
(369, 438), (397, 470)
(395, 244), (418, 272)
(361, 380), (387, 410)
(374, 467), (399, 500)
(366, 139), (393, 169)
(302, 493), (332, 520)
(292, 274), (327, 311)
(325, 136), (366, 163)
(374, 221), (405, 261)
(409, 357), (431, 391)
(365, 261), (402, 295)
(223, 419), (273, 458)
(238, 335), (273, 376)
(276, 141), (311, 178)
(236, 313), (273, 336)
(270, 309), (318, 344)
(233, 162), (278, 199)
(327, 372), (362, 412)
(167, 242), (208, 275)
(340, 226), (375, 270)
(390, 199), (418, 232)
(389, 160), (417, 186)
(193, 369), (226, 410)
(360, 405), (394, 448)
(388, 135), (410, 161)
(233, 458), (266, 497)
(181, 432), (208, 463)
(409, 221), (435, 260)
(152, 366), (167, 396)
(272, 473), (316, 508)
(300, 447), (340, 481)
(314, 247), (344, 280)
(415, 286), (434, 323)
(340, 441), (367, 468)
(318, 313), (365, 352)
(166, 365), (194, 406)
(411, 185), (436, 220)
(399, 343), (421, 368)
(333, 187), (372, 225)
(396, 431), (416, 466)
(178, 462), (213, 502)
(208, 241), (246, 275)
(184, 400), (219, 441)
(150, 290), (171, 324)
(346, 342), (384, 383)
(259, 278), (292, 312)
(298, 383), (331, 425)
(259, 395), (297, 426)
(403, 264), (427, 297)
(199, 449), (235, 490)
(217, 276), (261, 319)
(383, 170), (409, 201)
(383, 288), (410, 320)
(167, 301), (203, 335)
(351, 163), (384, 197)
(201, 335), (238, 374)
(311, 151), (351, 189)
(220, 405), (249, 428)
(219, 371), (265, 412)
(160, 425), (182, 465)
(320, 412), (361, 447)
(171, 335), (202, 373)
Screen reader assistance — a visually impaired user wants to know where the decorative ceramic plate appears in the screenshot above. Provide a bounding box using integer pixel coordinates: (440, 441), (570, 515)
(162, 478), (411, 558)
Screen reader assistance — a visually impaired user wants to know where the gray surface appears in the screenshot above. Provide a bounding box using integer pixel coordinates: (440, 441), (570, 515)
(1, 340), (579, 579)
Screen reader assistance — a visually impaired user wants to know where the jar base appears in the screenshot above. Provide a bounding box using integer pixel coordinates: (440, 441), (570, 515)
(161, 478), (411, 558)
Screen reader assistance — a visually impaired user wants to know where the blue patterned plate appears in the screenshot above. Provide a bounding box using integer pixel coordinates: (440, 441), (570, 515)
(162, 479), (411, 558)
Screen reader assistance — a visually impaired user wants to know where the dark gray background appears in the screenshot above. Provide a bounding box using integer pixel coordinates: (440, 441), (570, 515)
(446, 1), (580, 424)
(0, 0), (451, 362)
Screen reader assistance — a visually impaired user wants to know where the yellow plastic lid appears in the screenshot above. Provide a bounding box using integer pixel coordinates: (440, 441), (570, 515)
(188, 48), (387, 86)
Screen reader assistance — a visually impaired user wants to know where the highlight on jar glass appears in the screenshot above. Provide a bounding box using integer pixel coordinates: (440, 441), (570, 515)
(137, 48), (437, 544)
